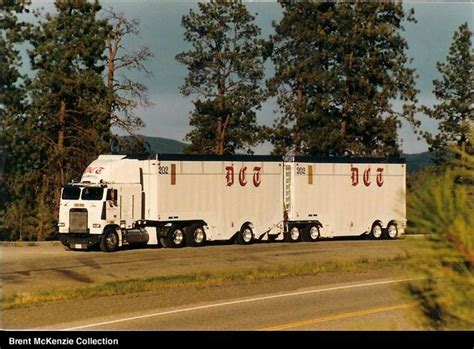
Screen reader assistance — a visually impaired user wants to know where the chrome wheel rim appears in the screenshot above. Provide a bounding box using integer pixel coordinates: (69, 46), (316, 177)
(242, 228), (253, 243)
(106, 233), (117, 247)
(290, 227), (300, 241)
(372, 225), (382, 239)
(387, 225), (398, 238)
(309, 226), (319, 240)
(194, 228), (205, 244)
(172, 229), (184, 245)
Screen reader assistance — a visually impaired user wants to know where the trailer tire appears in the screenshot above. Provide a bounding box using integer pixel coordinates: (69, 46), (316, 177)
(385, 222), (399, 240)
(100, 228), (119, 252)
(285, 226), (302, 242)
(304, 225), (320, 242)
(370, 222), (383, 240)
(160, 225), (186, 248)
(185, 224), (206, 247)
(236, 224), (254, 245)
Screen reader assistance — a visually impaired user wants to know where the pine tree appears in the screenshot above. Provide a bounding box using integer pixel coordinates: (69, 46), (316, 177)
(104, 9), (153, 153)
(267, 2), (340, 156)
(406, 126), (474, 329)
(0, 0), (33, 240)
(423, 23), (473, 163)
(176, 1), (265, 155)
(23, 0), (111, 238)
(268, 1), (419, 157)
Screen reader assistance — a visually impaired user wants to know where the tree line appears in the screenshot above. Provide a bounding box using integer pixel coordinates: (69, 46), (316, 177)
(0, 0), (152, 240)
(0, 0), (472, 241)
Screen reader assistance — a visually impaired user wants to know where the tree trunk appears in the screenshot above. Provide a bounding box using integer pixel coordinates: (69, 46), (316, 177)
(215, 87), (228, 156)
(216, 116), (223, 155)
(341, 49), (354, 153)
(294, 84), (303, 155)
(56, 99), (66, 211)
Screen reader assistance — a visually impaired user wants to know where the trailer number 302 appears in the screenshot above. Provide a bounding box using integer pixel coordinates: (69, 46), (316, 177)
(296, 166), (306, 175)
(159, 166), (169, 174)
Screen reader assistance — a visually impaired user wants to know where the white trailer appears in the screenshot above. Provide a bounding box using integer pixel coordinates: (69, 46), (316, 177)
(58, 154), (406, 252)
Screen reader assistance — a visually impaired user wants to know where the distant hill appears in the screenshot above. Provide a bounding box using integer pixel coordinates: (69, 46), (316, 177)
(118, 135), (188, 154)
(402, 151), (434, 173)
(142, 135), (188, 154)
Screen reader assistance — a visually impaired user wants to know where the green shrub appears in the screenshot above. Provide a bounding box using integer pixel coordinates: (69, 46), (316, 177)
(406, 138), (473, 329)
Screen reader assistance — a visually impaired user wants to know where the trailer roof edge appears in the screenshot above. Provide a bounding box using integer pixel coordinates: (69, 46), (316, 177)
(122, 153), (406, 164)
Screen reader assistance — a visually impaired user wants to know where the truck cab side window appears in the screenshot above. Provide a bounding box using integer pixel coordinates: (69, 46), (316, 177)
(107, 189), (118, 206)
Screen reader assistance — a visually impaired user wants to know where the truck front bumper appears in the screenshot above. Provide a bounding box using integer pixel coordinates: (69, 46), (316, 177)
(58, 233), (102, 249)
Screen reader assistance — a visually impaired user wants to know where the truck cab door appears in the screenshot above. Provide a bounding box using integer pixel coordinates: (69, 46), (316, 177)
(117, 185), (142, 228)
(105, 189), (120, 224)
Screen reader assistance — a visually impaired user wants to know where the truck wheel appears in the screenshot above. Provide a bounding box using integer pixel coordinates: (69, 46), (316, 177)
(160, 226), (186, 248)
(370, 222), (383, 240)
(385, 223), (399, 240)
(236, 224), (254, 245)
(304, 225), (320, 242)
(186, 224), (206, 247)
(285, 226), (301, 242)
(100, 228), (119, 252)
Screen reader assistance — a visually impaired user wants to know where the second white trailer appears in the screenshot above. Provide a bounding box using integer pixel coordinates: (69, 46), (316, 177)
(282, 156), (406, 242)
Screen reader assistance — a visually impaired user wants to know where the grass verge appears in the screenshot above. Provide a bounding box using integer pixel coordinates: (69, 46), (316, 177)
(3, 254), (409, 310)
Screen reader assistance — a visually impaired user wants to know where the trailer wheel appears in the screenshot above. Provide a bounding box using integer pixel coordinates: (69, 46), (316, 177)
(236, 224), (254, 245)
(160, 226), (186, 248)
(100, 228), (119, 252)
(285, 226), (301, 242)
(304, 225), (320, 242)
(370, 222), (383, 240)
(186, 224), (206, 247)
(385, 223), (399, 240)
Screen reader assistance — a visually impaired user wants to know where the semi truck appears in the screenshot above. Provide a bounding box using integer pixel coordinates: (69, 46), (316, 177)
(58, 154), (406, 252)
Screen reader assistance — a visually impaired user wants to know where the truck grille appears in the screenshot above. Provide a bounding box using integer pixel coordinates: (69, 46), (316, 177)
(69, 209), (88, 233)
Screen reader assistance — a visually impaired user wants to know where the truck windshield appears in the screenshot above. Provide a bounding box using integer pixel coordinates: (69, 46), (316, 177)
(81, 187), (104, 201)
(62, 186), (81, 200)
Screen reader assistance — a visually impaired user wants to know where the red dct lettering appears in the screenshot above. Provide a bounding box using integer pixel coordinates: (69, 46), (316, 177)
(225, 166), (234, 186)
(239, 166), (247, 186)
(351, 166), (359, 186)
(253, 166), (262, 187)
(376, 168), (384, 187)
(363, 168), (371, 186)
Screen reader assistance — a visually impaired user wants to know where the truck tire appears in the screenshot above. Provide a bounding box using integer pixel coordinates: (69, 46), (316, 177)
(370, 222), (383, 240)
(304, 225), (320, 242)
(236, 224), (254, 245)
(385, 222), (399, 240)
(285, 226), (301, 242)
(100, 228), (119, 252)
(185, 224), (206, 247)
(160, 226), (186, 248)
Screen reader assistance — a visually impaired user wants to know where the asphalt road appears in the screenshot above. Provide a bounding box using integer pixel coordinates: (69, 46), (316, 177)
(1, 237), (422, 330)
(57, 277), (421, 331)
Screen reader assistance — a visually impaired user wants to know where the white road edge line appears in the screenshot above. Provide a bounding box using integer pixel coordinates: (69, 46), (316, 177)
(64, 277), (423, 331)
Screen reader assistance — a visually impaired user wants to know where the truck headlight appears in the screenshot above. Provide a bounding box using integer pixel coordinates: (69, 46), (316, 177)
(58, 223), (65, 227)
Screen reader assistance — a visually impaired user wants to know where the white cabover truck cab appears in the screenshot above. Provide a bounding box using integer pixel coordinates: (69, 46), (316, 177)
(58, 154), (406, 252)
(58, 155), (151, 251)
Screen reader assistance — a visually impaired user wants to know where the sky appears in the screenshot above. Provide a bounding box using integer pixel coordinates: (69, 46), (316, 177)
(25, 1), (473, 154)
